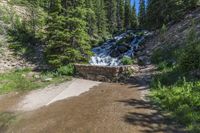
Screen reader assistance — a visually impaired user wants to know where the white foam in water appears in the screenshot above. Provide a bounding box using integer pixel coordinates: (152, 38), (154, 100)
(90, 31), (151, 66)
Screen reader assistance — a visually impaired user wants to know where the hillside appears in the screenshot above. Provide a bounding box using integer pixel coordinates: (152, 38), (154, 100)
(0, 0), (47, 73)
(0, 1), (30, 72)
(145, 7), (200, 132)
(146, 7), (200, 56)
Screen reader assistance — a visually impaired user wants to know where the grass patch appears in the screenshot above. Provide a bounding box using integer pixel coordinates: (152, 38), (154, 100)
(150, 55), (200, 132)
(150, 78), (200, 132)
(0, 68), (71, 94)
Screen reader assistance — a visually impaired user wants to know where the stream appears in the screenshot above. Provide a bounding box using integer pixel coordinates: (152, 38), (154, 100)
(89, 30), (152, 66)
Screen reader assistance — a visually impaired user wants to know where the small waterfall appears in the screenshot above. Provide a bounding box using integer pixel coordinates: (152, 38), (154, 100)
(89, 30), (151, 66)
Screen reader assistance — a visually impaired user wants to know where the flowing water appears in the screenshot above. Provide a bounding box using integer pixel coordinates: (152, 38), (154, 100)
(89, 30), (152, 66)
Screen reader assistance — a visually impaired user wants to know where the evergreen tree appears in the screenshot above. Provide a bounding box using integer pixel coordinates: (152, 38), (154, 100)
(85, 0), (97, 37)
(95, 0), (109, 38)
(46, 0), (92, 67)
(146, 0), (199, 29)
(117, 0), (125, 31)
(104, 0), (117, 34)
(138, 0), (146, 28)
(130, 1), (138, 29)
(124, 0), (131, 29)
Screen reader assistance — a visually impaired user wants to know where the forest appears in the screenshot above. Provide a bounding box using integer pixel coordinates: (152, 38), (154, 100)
(8, 0), (198, 67)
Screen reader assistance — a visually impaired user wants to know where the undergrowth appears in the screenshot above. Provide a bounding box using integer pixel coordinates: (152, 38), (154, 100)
(150, 26), (200, 132)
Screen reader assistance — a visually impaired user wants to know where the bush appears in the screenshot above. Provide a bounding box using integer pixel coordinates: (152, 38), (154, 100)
(121, 56), (133, 65)
(178, 27), (200, 72)
(57, 64), (75, 76)
(151, 47), (176, 65)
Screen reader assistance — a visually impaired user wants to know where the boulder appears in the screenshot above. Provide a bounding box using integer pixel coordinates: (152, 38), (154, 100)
(118, 46), (129, 53)
(135, 51), (145, 56)
(138, 56), (151, 66)
(110, 50), (121, 58)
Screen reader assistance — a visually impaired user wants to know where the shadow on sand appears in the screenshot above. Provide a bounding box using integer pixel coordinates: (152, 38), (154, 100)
(118, 98), (187, 133)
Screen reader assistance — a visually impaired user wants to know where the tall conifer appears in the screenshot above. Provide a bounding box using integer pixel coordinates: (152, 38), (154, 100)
(104, 0), (117, 34)
(124, 0), (131, 29)
(117, 0), (125, 31)
(46, 0), (92, 67)
(130, 1), (138, 29)
(138, 0), (146, 28)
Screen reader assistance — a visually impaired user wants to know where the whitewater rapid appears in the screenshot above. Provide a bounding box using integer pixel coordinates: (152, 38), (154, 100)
(89, 30), (151, 66)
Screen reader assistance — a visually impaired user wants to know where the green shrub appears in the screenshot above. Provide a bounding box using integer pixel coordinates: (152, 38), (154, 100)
(160, 24), (167, 40)
(121, 56), (133, 65)
(57, 64), (75, 76)
(157, 61), (170, 70)
(151, 47), (176, 65)
(160, 24), (167, 34)
(178, 41), (200, 72)
(178, 28), (200, 72)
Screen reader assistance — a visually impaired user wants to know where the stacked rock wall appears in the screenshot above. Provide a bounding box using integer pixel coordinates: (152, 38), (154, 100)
(74, 64), (136, 82)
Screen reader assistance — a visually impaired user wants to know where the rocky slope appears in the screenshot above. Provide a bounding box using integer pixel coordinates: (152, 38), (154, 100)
(0, 0), (46, 73)
(145, 7), (200, 56)
(0, 35), (34, 73)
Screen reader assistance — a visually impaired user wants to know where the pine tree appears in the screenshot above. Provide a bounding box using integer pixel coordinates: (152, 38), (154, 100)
(85, 0), (97, 37)
(124, 0), (131, 30)
(104, 0), (117, 34)
(46, 0), (92, 67)
(130, 1), (138, 29)
(146, 0), (199, 29)
(95, 0), (109, 38)
(117, 0), (125, 31)
(138, 0), (146, 28)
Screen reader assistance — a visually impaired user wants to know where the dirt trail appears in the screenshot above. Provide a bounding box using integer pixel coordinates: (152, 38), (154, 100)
(0, 79), (101, 112)
(1, 81), (184, 133)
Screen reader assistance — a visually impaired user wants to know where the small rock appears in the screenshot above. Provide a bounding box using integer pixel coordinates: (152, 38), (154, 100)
(135, 51), (145, 56)
(44, 78), (53, 82)
(138, 56), (150, 66)
(34, 74), (40, 79)
(27, 72), (35, 78)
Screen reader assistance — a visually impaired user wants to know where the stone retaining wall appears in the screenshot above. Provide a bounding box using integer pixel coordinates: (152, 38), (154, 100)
(74, 64), (137, 82)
